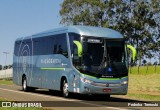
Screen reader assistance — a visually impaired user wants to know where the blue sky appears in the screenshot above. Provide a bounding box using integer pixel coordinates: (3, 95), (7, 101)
(0, 0), (63, 66)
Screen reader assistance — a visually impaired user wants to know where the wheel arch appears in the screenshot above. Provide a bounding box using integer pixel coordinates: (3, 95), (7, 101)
(60, 76), (67, 91)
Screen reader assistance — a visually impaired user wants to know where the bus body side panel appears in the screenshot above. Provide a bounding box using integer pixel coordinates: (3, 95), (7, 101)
(13, 55), (22, 86)
(38, 54), (70, 90)
(67, 69), (81, 93)
(13, 37), (36, 87)
(64, 32), (81, 93)
(13, 40), (22, 86)
(28, 56), (41, 88)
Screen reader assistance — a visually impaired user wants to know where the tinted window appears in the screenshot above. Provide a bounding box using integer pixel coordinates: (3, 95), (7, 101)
(69, 33), (80, 55)
(33, 33), (68, 57)
(14, 40), (32, 56)
(33, 36), (55, 55)
(14, 41), (20, 56)
(54, 34), (68, 57)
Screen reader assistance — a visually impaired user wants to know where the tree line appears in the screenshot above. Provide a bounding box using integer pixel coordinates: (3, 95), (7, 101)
(0, 65), (12, 70)
(59, 0), (160, 65)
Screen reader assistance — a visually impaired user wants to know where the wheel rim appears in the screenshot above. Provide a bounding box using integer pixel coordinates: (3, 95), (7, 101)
(63, 81), (69, 97)
(23, 79), (27, 90)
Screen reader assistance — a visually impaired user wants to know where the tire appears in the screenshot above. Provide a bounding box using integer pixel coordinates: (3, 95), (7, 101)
(22, 76), (35, 92)
(22, 76), (28, 92)
(62, 79), (69, 98)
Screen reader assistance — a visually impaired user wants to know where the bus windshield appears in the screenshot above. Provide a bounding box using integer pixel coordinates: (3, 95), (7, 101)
(69, 34), (128, 78)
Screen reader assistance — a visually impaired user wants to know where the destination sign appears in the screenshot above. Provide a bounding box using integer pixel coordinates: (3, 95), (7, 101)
(87, 39), (102, 43)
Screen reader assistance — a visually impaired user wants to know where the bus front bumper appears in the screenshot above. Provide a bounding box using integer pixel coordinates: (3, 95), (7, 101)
(79, 81), (128, 95)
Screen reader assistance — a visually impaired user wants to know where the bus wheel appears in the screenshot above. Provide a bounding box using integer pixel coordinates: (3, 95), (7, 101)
(62, 79), (69, 98)
(22, 76), (28, 92)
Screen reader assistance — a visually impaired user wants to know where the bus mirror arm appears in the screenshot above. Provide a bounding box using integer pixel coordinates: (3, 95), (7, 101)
(73, 40), (83, 57)
(127, 45), (137, 61)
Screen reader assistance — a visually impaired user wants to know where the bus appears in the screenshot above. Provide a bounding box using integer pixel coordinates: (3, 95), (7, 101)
(13, 25), (136, 98)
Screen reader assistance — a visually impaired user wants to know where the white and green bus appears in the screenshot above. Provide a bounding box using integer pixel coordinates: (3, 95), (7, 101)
(13, 25), (136, 98)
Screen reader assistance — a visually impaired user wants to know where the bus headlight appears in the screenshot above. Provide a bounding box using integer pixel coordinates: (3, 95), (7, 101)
(121, 81), (128, 85)
(80, 77), (92, 84)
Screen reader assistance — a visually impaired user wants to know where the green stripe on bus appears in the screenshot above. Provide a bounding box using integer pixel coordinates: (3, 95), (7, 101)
(40, 68), (65, 70)
(81, 73), (128, 80)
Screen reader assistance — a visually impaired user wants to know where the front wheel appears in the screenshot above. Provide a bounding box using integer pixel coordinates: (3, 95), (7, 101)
(62, 79), (69, 98)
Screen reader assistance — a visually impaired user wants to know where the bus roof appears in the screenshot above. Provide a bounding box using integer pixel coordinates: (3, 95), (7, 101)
(16, 25), (123, 41)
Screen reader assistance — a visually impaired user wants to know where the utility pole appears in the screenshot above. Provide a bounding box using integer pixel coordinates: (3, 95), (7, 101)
(3, 52), (9, 77)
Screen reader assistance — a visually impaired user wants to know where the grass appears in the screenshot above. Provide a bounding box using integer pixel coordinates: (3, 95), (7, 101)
(127, 74), (160, 101)
(0, 79), (13, 85)
(127, 66), (160, 100)
(0, 97), (8, 101)
(127, 93), (160, 101)
(128, 74), (160, 92)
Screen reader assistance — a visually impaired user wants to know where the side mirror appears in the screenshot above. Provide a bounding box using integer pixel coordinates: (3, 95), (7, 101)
(127, 45), (137, 61)
(73, 40), (83, 57)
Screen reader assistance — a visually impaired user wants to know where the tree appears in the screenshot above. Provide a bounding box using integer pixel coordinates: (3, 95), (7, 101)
(60, 0), (105, 26)
(8, 65), (12, 69)
(142, 59), (147, 66)
(148, 0), (160, 65)
(3, 65), (9, 70)
(0, 65), (2, 70)
(60, 0), (160, 64)
(154, 61), (158, 73)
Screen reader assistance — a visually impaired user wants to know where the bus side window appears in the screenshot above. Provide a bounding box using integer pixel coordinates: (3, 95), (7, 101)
(57, 45), (63, 54)
(53, 44), (57, 54)
(14, 41), (20, 56)
(55, 34), (68, 58)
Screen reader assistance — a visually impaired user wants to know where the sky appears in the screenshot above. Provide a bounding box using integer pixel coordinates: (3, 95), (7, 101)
(0, 0), (63, 66)
(0, 0), (157, 66)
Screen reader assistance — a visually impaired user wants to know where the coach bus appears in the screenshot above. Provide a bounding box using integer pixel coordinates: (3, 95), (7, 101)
(13, 25), (136, 98)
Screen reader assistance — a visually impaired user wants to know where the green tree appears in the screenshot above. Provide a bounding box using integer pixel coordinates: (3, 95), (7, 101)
(0, 65), (2, 70)
(3, 66), (7, 70)
(8, 65), (12, 69)
(60, 0), (159, 64)
(150, 0), (160, 64)
(142, 59), (147, 66)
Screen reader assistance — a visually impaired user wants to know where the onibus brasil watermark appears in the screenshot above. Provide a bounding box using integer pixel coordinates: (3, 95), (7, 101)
(1, 102), (42, 107)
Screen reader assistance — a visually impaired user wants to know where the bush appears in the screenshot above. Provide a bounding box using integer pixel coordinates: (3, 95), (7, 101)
(3, 66), (8, 70)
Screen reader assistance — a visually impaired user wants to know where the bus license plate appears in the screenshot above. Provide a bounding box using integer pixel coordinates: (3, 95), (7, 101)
(103, 88), (111, 92)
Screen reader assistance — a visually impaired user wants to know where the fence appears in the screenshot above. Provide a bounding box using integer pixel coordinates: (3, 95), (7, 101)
(0, 69), (12, 79)
(129, 65), (160, 74)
